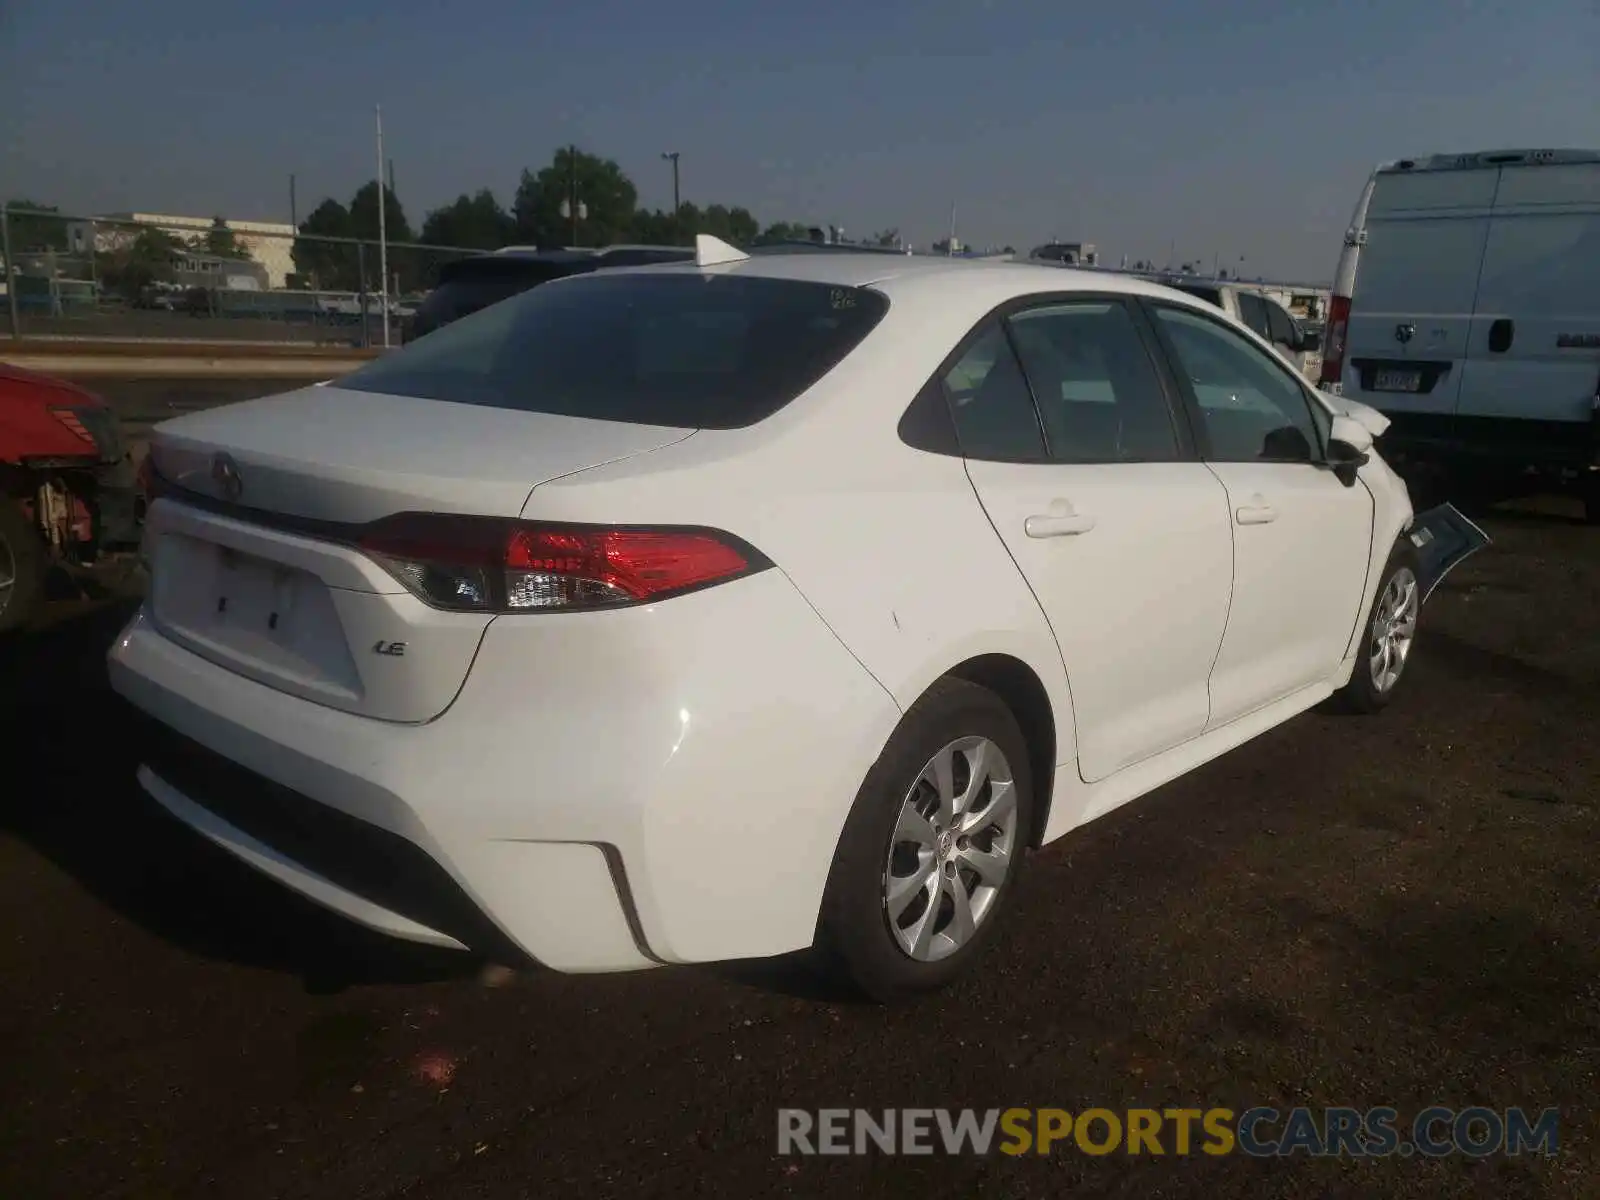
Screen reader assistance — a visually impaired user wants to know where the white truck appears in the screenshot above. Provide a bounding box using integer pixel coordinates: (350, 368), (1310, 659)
(1317, 148), (1600, 519)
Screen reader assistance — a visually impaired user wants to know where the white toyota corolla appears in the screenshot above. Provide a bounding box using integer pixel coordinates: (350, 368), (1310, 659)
(109, 238), (1480, 1001)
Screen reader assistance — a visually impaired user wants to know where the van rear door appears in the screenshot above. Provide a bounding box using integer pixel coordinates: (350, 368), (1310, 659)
(1450, 156), (1600, 467)
(1344, 164), (1498, 447)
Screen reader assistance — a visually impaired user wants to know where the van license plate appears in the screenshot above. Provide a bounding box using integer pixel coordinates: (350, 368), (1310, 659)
(1373, 369), (1422, 393)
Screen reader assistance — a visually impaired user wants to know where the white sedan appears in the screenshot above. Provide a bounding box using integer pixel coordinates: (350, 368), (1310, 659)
(109, 237), (1478, 1001)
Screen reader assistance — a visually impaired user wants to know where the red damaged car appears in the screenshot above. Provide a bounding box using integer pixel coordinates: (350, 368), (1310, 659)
(0, 364), (141, 631)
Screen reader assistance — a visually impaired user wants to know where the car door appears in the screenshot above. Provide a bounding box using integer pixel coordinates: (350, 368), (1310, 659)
(1145, 301), (1375, 728)
(951, 298), (1234, 783)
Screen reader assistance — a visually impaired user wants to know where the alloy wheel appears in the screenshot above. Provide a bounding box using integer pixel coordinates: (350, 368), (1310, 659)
(1369, 566), (1418, 693)
(882, 736), (1020, 962)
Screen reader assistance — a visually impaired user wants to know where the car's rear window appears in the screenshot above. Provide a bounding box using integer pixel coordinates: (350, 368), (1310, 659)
(415, 258), (589, 324)
(1174, 285), (1223, 307)
(343, 272), (890, 429)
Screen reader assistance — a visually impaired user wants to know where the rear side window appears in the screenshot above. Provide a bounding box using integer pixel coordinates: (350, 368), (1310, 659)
(1006, 301), (1180, 462)
(940, 323), (1047, 460)
(1265, 301), (1297, 347)
(342, 273), (889, 429)
(1236, 293), (1271, 338)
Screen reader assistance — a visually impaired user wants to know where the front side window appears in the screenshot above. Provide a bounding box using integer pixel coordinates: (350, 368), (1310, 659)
(940, 323), (1047, 460)
(1006, 301), (1180, 462)
(1151, 304), (1323, 463)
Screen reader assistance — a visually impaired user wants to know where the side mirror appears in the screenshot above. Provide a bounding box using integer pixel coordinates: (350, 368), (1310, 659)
(1326, 414), (1372, 485)
(1298, 329), (1322, 353)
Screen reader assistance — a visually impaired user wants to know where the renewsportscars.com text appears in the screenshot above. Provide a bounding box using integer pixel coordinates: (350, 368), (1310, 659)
(777, 1106), (1559, 1158)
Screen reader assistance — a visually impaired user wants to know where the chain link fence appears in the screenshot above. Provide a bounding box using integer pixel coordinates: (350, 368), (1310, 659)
(0, 206), (486, 346)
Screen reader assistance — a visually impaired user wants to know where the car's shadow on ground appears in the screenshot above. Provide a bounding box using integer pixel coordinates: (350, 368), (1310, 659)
(0, 602), (482, 994)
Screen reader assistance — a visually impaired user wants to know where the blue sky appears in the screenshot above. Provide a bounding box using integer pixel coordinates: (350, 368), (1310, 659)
(3, 0), (1595, 280)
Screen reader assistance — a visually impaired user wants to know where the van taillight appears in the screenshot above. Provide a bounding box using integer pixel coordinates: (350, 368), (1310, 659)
(1319, 294), (1352, 387)
(358, 513), (772, 613)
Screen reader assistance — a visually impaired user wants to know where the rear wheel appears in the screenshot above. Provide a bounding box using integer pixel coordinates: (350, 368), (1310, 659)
(1336, 542), (1420, 713)
(818, 678), (1034, 1003)
(0, 498), (45, 634)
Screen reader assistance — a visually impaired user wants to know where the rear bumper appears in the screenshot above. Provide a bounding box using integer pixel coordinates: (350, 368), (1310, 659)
(108, 568), (900, 971)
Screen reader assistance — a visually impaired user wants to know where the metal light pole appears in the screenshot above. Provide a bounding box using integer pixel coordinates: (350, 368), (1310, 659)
(375, 105), (390, 347)
(661, 151), (681, 217)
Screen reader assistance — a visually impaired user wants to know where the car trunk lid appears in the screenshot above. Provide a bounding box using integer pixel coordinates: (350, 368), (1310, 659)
(142, 385), (693, 722)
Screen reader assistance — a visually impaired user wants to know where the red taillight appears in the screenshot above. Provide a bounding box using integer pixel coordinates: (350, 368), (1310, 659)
(50, 407), (96, 445)
(358, 513), (769, 613)
(1319, 294), (1351, 387)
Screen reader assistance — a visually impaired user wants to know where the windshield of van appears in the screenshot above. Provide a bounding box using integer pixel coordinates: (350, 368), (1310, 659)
(343, 272), (890, 429)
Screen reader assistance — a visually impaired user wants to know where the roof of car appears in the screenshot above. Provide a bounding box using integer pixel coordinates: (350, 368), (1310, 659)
(605, 248), (1183, 304)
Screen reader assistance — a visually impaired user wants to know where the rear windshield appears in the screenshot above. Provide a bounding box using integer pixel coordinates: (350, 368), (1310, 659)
(1173, 285), (1224, 307)
(342, 272), (890, 429)
(415, 258), (589, 324)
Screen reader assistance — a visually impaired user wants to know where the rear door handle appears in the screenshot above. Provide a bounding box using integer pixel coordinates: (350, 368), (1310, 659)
(1025, 511), (1096, 538)
(1236, 501), (1278, 525)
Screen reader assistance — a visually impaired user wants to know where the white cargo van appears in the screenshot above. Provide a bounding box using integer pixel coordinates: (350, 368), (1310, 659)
(1320, 149), (1600, 518)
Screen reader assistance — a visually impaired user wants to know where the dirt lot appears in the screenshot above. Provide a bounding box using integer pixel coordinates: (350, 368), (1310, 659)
(2, 493), (1597, 1200)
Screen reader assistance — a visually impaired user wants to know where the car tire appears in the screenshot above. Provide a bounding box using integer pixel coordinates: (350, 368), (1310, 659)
(0, 497), (46, 634)
(1336, 540), (1421, 714)
(818, 678), (1034, 1003)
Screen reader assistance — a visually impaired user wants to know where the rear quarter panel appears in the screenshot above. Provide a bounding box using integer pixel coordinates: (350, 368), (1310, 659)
(517, 284), (1078, 766)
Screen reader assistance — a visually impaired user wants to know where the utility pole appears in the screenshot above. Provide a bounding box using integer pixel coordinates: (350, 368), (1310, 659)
(289, 174), (297, 229)
(661, 151), (681, 218)
(375, 104), (390, 348)
(947, 201), (957, 256)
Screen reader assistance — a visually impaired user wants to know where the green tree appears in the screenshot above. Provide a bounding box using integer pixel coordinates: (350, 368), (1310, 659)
(870, 228), (900, 248)
(98, 227), (186, 301)
(292, 198), (356, 290)
(349, 181), (417, 290)
(628, 207), (680, 245)
(512, 147), (638, 248)
(3, 199), (69, 252)
(758, 221), (812, 243)
(349, 181), (413, 244)
(420, 189), (514, 250)
(201, 216), (251, 260)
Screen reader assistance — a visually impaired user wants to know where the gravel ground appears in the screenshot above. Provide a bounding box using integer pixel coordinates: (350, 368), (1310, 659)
(1, 481), (1596, 1200)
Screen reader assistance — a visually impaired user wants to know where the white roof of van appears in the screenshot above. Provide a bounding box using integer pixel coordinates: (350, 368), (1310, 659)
(1377, 148), (1600, 173)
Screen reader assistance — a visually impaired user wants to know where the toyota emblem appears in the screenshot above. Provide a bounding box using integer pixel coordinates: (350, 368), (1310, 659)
(212, 452), (243, 502)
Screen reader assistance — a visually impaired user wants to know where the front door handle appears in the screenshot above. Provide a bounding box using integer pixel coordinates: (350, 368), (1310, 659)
(1236, 500), (1278, 525)
(1025, 509), (1096, 538)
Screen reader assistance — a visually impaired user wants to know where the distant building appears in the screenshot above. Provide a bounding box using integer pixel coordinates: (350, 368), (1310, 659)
(65, 212), (296, 288)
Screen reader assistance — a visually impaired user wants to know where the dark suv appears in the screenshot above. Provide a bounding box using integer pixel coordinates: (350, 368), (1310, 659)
(403, 244), (695, 342)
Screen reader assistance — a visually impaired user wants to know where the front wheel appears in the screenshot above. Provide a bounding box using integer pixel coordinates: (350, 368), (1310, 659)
(818, 678), (1034, 1003)
(0, 497), (46, 634)
(1336, 542), (1420, 713)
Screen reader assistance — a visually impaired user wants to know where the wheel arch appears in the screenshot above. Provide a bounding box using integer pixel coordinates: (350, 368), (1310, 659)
(938, 653), (1059, 849)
